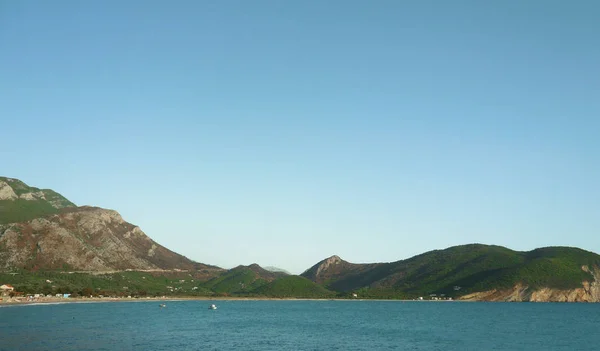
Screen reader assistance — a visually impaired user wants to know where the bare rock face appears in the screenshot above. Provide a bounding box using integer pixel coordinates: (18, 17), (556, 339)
(19, 191), (43, 200)
(580, 265), (600, 301)
(459, 266), (600, 302)
(316, 255), (342, 277)
(301, 255), (347, 284)
(0, 181), (18, 200)
(0, 176), (219, 273)
(0, 206), (211, 272)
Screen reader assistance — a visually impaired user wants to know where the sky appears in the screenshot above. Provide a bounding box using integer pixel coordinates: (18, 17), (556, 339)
(1, 1), (599, 273)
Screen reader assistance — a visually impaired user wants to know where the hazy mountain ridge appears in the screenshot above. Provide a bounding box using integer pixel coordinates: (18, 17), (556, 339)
(263, 266), (291, 275)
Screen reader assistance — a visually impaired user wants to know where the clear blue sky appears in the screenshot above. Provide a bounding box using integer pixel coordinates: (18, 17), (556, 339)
(1, 1), (599, 273)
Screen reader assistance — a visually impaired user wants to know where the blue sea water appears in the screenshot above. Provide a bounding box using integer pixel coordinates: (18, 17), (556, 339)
(1, 300), (599, 351)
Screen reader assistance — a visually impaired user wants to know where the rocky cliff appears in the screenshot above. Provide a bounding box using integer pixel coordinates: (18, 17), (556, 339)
(459, 266), (600, 302)
(0, 206), (216, 271)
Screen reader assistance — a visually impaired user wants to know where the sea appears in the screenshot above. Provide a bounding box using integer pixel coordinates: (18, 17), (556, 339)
(1, 300), (599, 351)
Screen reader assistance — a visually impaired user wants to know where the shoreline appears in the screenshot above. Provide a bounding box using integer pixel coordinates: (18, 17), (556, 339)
(0, 296), (458, 307)
(0, 296), (252, 307)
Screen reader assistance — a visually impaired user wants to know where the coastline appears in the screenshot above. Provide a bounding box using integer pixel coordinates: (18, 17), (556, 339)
(0, 296), (244, 307)
(0, 296), (457, 307)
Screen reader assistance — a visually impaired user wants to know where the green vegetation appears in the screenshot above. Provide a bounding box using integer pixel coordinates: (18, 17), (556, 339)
(0, 176), (75, 224)
(38, 189), (75, 209)
(0, 199), (60, 224)
(0, 270), (214, 297)
(318, 244), (600, 298)
(253, 276), (335, 298)
(202, 268), (270, 294)
(0, 270), (335, 299)
(467, 247), (600, 291)
(1, 245), (598, 300)
(0, 177), (37, 196)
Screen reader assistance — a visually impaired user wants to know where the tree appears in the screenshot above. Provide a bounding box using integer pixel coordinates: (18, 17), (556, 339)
(42, 285), (53, 295)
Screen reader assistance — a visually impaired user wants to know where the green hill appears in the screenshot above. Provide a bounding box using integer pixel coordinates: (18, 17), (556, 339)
(303, 244), (600, 298)
(464, 246), (600, 291)
(201, 264), (276, 294)
(253, 276), (335, 298)
(0, 176), (75, 224)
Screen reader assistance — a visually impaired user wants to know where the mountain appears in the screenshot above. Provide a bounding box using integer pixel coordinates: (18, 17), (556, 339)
(302, 244), (600, 302)
(0, 177), (220, 273)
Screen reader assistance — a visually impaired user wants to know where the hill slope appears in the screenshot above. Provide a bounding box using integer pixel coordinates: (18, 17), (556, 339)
(253, 276), (335, 298)
(301, 255), (381, 286)
(0, 177), (219, 273)
(0, 177), (75, 224)
(202, 264), (277, 294)
(302, 244), (600, 302)
(0, 206), (219, 271)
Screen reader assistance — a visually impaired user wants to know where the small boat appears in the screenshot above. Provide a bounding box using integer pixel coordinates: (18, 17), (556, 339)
(208, 304), (217, 310)
(159, 304), (166, 308)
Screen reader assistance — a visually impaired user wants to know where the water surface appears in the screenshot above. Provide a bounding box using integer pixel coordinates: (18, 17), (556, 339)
(1, 300), (599, 350)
